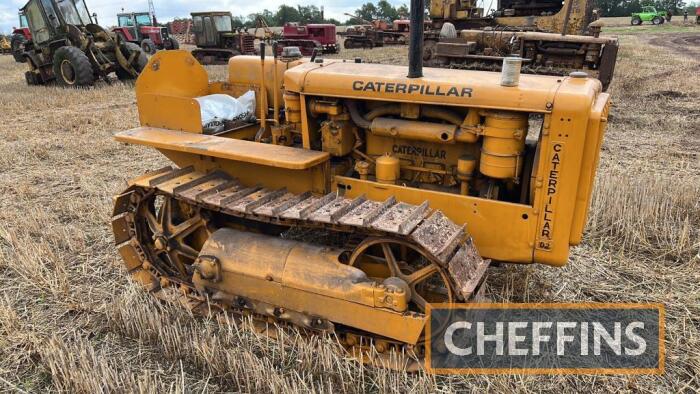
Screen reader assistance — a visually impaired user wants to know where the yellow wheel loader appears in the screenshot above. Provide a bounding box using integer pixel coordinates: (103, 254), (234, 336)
(112, 0), (611, 369)
(19, 0), (147, 86)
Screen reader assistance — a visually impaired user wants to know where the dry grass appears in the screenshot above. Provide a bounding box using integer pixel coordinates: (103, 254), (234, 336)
(0, 28), (699, 393)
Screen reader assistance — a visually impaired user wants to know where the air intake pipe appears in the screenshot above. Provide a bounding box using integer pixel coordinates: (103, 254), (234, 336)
(346, 102), (481, 144)
(407, 0), (425, 78)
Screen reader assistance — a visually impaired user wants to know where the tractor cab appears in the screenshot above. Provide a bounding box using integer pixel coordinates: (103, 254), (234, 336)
(190, 11), (255, 64)
(117, 12), (155, 42)
(118, 12), (154, 27)
(114, 11), (175, 54)
(191, 12), (234, 48)
(22, 0), (94, 44)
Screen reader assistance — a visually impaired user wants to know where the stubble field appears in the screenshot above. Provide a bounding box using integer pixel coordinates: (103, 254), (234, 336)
(0, 25), (698, 392)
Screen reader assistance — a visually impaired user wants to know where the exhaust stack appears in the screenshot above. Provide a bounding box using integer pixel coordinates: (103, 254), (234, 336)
(407, 0), (425, 79)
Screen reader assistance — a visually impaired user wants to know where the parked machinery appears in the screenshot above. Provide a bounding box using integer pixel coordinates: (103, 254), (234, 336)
(278, 23), (339, 55)
(424, 0), (619, 90)
(190, 12), (256, 65)
(112, 0), (610, 368)
(19, 0), (147, 86)
(341, 14), (412, 49)
(112, 11), (179, 55)
(630, 7), (666, 25)
(10, 12), (32, 63)
(252, 14), (279, 41)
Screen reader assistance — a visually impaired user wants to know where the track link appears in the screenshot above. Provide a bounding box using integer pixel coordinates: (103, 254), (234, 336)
(112, 166), (490, 368)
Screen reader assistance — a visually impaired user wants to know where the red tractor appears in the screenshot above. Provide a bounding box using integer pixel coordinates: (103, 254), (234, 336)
(278, 23), (339, 56)
(112, 12), (178, 55)
(11, 12), (33, 63)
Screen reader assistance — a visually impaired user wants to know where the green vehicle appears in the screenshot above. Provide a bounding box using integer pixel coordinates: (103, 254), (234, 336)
(631, 7), (666, 25)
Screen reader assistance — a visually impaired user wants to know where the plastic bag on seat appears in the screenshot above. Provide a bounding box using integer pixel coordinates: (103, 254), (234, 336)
(195, 91), (256, 133)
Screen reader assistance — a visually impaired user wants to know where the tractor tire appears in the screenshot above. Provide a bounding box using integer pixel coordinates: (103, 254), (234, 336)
(659, 16), (665, 24)
(344, 39), (354, 49)
(116, 42), (148, 81)
(168, 37), (180, 50)
(652, 16), (661, 24)
(631, 17), (642, 25)
(141, 39), (157, 55)
(11, 34), (27, 63)
(52, 46), (95, 87)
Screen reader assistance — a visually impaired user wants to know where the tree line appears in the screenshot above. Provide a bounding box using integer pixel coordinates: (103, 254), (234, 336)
(218, 1), (411, 28)
(595, 0), (697, 16)
(170, 0), (699, 28)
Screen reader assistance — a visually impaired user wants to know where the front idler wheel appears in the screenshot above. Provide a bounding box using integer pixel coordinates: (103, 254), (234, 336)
(137, 194), (211, 279)
(52, 46), (95, 87)
(348, 237), (456, 311)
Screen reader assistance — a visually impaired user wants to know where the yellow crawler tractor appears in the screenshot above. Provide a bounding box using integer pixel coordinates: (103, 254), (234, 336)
(112, 0), (610, 368)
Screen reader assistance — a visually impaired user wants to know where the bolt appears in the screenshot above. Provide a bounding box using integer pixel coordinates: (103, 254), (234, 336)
(153, 236), (167, 251)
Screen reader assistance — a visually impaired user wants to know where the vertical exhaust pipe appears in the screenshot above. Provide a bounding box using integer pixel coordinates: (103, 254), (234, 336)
(256, 42), (268, 142)
(407, 0), (425, 79)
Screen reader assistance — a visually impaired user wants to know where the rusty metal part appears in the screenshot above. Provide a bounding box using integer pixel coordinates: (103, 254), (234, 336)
(112, 166), (489, 368)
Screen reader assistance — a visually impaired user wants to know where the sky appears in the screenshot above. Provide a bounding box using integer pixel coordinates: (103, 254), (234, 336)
(0, 0), (410, 34)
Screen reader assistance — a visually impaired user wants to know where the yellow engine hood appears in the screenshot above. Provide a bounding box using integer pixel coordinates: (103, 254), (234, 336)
(283, 61), (601, 113)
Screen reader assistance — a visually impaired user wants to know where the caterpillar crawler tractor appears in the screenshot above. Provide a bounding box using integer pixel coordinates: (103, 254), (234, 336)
(190, 12), (256, 65)
(425, 0), (619, 90)
(341, 14), (412, 49)
(20, 0), (147, 86)
(112, 0), (610, 368)
(278, 23), (339, 56)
